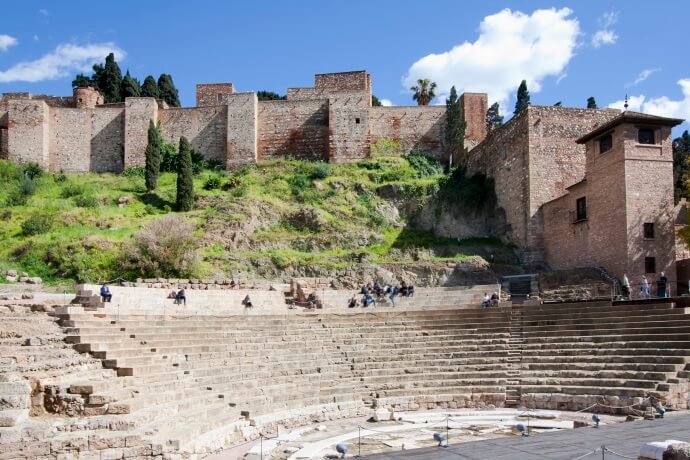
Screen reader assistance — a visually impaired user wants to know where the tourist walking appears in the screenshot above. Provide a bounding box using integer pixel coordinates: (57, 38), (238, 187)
(621, 274), (630, 299)
(641, 276), (650, 299)
(657, 271), (668, 298)
(389, 285), (399, 307)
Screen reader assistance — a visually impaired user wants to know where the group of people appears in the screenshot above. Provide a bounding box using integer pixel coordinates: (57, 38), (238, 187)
(620, 272), (670, 299)
(481, 292), (500, 308)
(348, 281), (415, 308)
(167, 288), (187, 305)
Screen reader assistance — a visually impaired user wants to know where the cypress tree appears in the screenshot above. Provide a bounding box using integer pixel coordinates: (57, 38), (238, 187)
(514, 80), (530, 115)
(121, 71), (141, 99)
(141, 76), (160, 98)
(587, 96), (598, 109)
(158, 74), (181, 107)
(445, 86), (466, 167)
(99, 53), (122, 103)
(486, 102), (503, 133)
(144, 120), (162, 192)
(176, 136), (194, 211)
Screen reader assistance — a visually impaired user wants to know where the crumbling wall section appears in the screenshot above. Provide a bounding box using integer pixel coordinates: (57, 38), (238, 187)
(369, 106), (446, 159)
(257, 100), (329, 160)
(159, 105), (228, 164)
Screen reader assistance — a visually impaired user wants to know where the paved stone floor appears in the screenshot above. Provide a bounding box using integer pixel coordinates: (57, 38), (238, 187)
(364, 413), (690, 459)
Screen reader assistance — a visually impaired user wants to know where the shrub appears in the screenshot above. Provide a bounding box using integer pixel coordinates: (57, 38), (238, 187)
(406, 152), (444, 178)
(203, 175), (222, 190)
(18, 175), (37, 196)
(122, 167), (145, 177)
(289, 174), (311, 192)
(310, 162), (332, 180)
(371, 139), (404, 157)
(22, 162), (44, 180)
(60, 183), (85, 198)
(438, 166), (497, 209)
(6, 176), (37, 206)
(0, 161), (20, 183)
(53, 170), (68, 183)
(222, 176), (241, 190)
(160, 142), (178, 172)
(121, 215), (199, 278)
(21, 214), (53, 236)
(5, 190), (28, 206)
(74, 195), (98, 208)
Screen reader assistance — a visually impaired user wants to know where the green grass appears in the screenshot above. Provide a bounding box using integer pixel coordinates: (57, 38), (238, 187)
(0, 155), (504, 284)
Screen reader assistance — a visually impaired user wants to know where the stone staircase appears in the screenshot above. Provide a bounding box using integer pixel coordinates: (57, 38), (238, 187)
(505, 305), (524, 408)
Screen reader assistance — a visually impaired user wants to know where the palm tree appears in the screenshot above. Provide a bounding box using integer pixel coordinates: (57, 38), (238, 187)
(411, 79), (437, 106)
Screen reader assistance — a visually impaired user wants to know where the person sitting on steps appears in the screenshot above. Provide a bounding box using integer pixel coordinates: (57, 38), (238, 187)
(175, 288), (186, 305)
(348, 295), (358, 308)
(242, 295), (253, 308)
(100, 283), (112, 303)
(481, 293), (490, 308)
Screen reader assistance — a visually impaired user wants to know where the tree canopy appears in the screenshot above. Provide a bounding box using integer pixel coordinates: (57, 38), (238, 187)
(256, 91), (286, 101)
(674, 130), (690, 203)
(371, 95), (383, 107)
(158, 74), (181, 107)
(514, 80), (530, 115)
(587, 97), (598, 109)
(176, 136), (194, 212)
(121, 71), (141, 99)
(486, 102), (503, 133)
(144, 120), (162, 192)
(141, 76), (160, 99)
(411, 79), (437, 106)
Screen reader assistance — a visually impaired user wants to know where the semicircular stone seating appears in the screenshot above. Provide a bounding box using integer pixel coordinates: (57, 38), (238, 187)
(1, 286), (689, 459)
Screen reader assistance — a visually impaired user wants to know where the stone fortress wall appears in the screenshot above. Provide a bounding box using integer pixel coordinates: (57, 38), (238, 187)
(0, 70), (487, 171)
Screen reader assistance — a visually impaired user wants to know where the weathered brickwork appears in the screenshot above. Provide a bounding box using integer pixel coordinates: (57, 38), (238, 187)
(196, 83), (235, 107)
(543, 115), (681, 283)
(315, 71), (370, 91)
(257, 100), (329, 160)
(369, 106), (445, 159)
(460, 93), (488, 144)
(6, 99), (50, 166)
(159, 105), (228, 164)
(226, 92), (258, 169)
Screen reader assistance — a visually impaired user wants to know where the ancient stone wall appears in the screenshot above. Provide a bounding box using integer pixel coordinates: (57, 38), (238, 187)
(123, 98), (158, 169)
(315, 71), (370, 91)
(159, 105), (228, 164)
(196, 83), (235, 107)
(463, 110), (531, 248)
(6, 99), (50, 167)
(74, 87), (103, 109)
(327, 91), (371, 162)
(257, 100), (329, 161)
(226, 92), (258, 169)
(369, 106), (446, 159)
(0, 105), (7, 159)
(47, 107), (124, 172)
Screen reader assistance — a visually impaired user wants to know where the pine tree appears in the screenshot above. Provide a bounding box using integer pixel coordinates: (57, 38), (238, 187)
(486, 102), (503, 133)
(514, 80), (530, 115)
(371, 95), (382, 107)
(587, 97), (598, 109)
(98, 53), (122, 103)
(144, 120), (162, 192)
(176, 136), (194, 211)
(121, 71), (141, 99)
(141, 76), (160, 98)
(72, 74), (92, 89)
(158, 74), (181, 107)
(445, 86), (466, 166)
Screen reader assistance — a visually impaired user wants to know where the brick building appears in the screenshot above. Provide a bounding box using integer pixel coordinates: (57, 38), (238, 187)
(542, 111), (682, 283)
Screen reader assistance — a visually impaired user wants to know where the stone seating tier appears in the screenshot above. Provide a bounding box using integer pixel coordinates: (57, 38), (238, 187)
(4, 299), (690, 458)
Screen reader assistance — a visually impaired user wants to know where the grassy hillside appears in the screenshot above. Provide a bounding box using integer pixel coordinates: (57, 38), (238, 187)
(0, 156), (509, 285)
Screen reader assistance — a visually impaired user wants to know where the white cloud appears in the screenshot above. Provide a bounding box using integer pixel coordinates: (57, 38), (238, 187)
(556, 73), (568, 85)
(626, 68), (660, 87)
(380, 99), (393, 107)
(591, 11), (618, 48)
(609, 79), (690, 121)
(38, 9), (48, 16)
(0, 34), (18, 52)
(403, 8), (579, 108)
(0, 42), (125, 83)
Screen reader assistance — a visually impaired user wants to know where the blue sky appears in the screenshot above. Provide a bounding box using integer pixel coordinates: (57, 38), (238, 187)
(1, 1), (688, 130)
